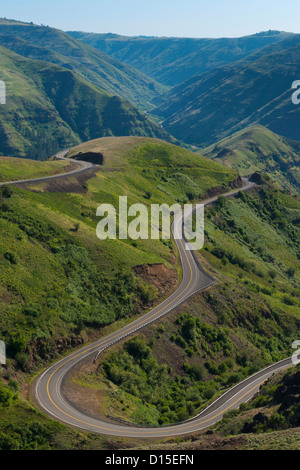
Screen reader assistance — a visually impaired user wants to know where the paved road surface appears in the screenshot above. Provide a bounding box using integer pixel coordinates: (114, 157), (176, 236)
(32, 175), (296, 437)
(2, 159), (293, 437)
(0, 150), (94, 187)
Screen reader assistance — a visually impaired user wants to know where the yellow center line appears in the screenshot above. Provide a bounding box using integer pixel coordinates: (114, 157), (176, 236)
(42, 183), (266, 436)
(47, 371), (267, 434)
(46, 222), (198, 431)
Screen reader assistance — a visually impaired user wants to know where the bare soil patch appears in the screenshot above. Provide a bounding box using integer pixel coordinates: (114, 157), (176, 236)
(17, 167), (99, 193)
(133, 263), (178, 298)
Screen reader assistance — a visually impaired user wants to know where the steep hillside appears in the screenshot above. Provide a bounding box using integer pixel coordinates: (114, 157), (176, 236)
(68, 30), (292, 86)
(66, 136), (239, 202)
(202, 126), (300, 194)
(0, 136), (238, 369)
(154, 35), (300, 146)
(0, 137), (241, 449)
(0, 46), (173, 159)
(133, 366), (300, 450)
(216, 365), (300, 436)
(0, 156), (74, 182)
(63, 176), (300, 427)
(0, 20), (167, 109)
(0, 137), (298, 449)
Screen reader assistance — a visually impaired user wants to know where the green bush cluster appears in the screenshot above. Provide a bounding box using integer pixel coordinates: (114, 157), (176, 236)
(102, 330), (237, 425)
(221, 367), (300, 436)
(0, 381), (18, 409)
(0, 420), (62, 450)
(102, 336), (220, 425)
(172, 313), (233, 359)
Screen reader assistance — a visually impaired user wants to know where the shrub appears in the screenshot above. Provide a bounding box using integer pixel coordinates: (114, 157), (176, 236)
(282, 295), (296, 306)
(1, 185), (13, 199)
(4, 252), (17, 265)
(7, 332), (27, 356)
(23, 303), (43, 318)
(286, 267), (295, 278)
(0, 381), (17, 408)
(15, 352), (30, 372)
(126, 338), (151, 360)
(190, 363), (206, 381)
(137, 282), (158, 303)
(203, 387), (216, 399)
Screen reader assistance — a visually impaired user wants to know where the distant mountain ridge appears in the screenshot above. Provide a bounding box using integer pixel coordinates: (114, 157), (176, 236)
(1, 19), (299, 160)
(153, 34), (300, 146)
(0, 45), (173, 160)
(68, 30), (293, 86)
(0, 20), (167, 109)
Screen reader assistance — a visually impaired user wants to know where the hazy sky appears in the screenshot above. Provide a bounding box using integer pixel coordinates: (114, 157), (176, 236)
(2, 0), (300, 37)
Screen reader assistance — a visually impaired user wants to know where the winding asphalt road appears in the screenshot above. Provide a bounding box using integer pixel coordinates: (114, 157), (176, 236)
(32, 175), (296, 438)
(2, 158), (294, 437)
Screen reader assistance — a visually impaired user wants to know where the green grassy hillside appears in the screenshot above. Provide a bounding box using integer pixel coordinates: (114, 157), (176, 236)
(0, 137), (240, 448)
(215, 365), (300, 437)
(66, 136), (239, 204)
(0, 157), (73, 182)
(0, 137), (298, 450)
(0, 20), (167, 110)
(64, 176), (300, 427)
(132, 366), (300, 450)
(154, 35), (300, 146)
(68, 30), (292, 87)
(0, 46), (173, 160)
(202, 126), (300, 194)
(0, 136), (238, 365)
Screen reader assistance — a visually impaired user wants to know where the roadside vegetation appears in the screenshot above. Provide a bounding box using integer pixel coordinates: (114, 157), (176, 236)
(0, 157), (72, 182)
(0, 138), (298, 448)
(215, 365), (300, 437)
(0, 137), (239, 448)
(202, 125), (300, 195)
(74, 176), (299, 427)
(131, 366), (300, 450)
(1, 21), (299, 451)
